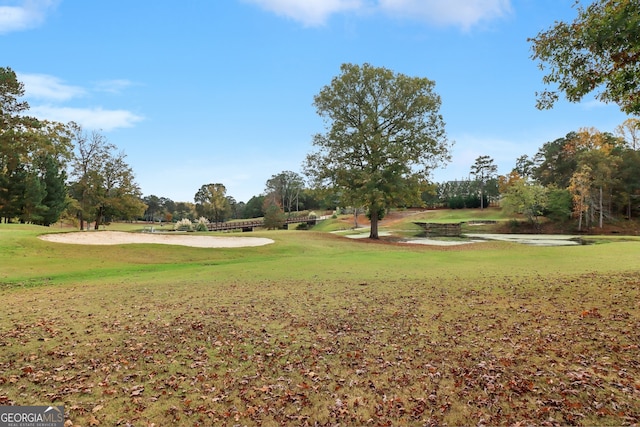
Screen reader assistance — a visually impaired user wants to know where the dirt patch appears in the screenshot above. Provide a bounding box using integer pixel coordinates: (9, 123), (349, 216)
(39, 231), (274, 248)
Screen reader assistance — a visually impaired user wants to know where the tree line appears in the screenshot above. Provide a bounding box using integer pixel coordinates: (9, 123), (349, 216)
(501, 124), (640, 231)
(1, 67), (335, 229)
(1, 67), (145, 227)
(142, 171), (325, 226)
(422, 122), (640, 231)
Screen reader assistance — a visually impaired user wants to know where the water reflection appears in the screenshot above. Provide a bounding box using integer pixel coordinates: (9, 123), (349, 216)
(345, 231), (587, 246)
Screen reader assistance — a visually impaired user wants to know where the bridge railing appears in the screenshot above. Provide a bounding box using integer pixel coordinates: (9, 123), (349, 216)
(206, 216), (319, 232)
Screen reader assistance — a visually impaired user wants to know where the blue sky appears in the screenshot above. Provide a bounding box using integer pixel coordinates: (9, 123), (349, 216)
(1, 0), (631, 203)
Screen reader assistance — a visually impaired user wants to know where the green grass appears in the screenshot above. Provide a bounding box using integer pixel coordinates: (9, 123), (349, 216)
(1, 222), (639, 426)
(309, 216), (354, 232)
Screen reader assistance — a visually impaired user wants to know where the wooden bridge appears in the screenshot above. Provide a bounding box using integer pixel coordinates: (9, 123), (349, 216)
(413, 220), (497, 237)
(207, 216), (320, 232)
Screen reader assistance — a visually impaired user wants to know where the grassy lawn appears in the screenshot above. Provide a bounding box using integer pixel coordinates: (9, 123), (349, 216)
(1, 221), (639, 426)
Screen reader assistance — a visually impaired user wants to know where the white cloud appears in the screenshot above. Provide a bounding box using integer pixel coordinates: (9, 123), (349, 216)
(579, 99), (610, 110)
(95, 79), (134, 94)
(243, 0), (365, 27)
(243, 0), (511, 29)
(18, 72), (144, 131)
(29, 105), (144, 131)
(19, 73), (86, 101)
(378, 0), (512, 30)
(0, 0), (58, 34)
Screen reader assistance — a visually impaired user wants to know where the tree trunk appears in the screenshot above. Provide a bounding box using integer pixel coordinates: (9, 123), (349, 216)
(599, 186), (603, 228)
(94, 206), (103, 230)
(369, 208), (379, 239)
(609, 188), (613, 220)
(587, 193), (596, 228)
(578, 196), (583, 231)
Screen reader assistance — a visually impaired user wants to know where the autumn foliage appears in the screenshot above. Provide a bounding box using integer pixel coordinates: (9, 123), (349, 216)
(1, 269), (639, 426)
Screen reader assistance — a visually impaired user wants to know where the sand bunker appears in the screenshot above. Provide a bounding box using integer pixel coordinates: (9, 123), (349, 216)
(39, 231), (274, 248)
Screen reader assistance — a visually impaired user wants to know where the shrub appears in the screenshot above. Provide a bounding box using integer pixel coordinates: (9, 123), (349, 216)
(174, 218), (193, 231)
(508, 218), (521, 232)
(195, 217), (209, 232)
(464, 195), (482, 209)
(264, 204), (286, 230)
(448, 196), (465, 209)
(545, 188), (572, 223)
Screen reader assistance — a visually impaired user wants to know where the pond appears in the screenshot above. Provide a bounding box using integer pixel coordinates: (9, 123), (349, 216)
(463, 233), (585, 246)
(345, 232), (586, 246)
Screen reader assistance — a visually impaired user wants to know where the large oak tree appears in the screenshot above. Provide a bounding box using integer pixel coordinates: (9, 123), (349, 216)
(304, 63), (451, 239)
